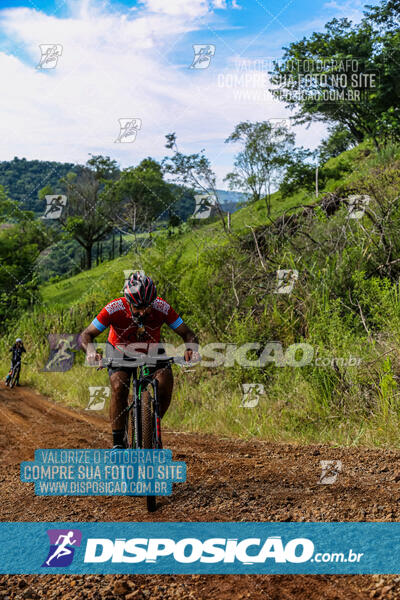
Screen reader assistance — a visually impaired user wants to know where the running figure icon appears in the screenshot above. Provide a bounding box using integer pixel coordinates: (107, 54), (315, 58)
(46, 531), (77, 566)
(42, 528), (82, 568)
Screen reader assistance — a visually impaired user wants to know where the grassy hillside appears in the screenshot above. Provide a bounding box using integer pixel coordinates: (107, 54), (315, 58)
(4, 141), (400, 448)
(40, 188), (312, 309)
(40, 141), (371, 309)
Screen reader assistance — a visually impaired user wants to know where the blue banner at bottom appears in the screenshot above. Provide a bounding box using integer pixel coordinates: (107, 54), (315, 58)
(1, 522), (399, 574)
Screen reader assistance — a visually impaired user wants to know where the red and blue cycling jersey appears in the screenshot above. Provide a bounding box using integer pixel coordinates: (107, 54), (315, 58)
(91, 296), (183, 350)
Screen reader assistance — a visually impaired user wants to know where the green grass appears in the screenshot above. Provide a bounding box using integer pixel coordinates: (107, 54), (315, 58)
(41, 255), (131, 307)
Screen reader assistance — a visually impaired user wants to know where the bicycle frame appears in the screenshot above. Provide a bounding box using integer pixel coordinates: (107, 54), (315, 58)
(8, 361), (21, 388)
(99, 355), (190, 512)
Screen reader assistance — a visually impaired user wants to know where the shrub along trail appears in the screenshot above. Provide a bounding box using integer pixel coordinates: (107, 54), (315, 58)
(1, 384), (400, 599)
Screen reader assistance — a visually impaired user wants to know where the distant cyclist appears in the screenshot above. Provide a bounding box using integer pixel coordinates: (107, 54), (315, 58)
(5, 338), (26, 386)
(81, 272), (199, 449)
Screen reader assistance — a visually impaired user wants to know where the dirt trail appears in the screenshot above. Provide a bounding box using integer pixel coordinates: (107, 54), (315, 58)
(1, 384), (400, 599)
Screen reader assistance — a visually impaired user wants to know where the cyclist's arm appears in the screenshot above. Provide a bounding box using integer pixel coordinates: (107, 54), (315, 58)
(173, 323), (199, 362)
(81, 301), (119, 363)
(80, 323), (104, 364)
(21, 346), (26, 353)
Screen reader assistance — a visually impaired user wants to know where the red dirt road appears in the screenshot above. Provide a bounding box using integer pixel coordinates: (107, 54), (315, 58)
(1, 384), (400, 598)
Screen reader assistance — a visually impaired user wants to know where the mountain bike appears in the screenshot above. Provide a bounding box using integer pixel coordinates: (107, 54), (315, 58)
(6, 361), (21, 389)
(101, 355), (186, 512)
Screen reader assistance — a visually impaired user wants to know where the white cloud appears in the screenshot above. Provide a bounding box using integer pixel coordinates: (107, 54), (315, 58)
(142, 0), (210, 18)
(212, 0), (228, 9)
(323, 0), (364, 23)
(0, 0), (326, 186)
(142, 0), (240, 16)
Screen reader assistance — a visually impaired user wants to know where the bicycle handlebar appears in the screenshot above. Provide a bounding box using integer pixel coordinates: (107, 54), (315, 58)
(96, 355), (198, 370)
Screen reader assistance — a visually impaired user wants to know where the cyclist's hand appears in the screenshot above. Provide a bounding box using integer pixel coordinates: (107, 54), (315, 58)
(86, 351), (103, 366)
(184, 350), (200, 364)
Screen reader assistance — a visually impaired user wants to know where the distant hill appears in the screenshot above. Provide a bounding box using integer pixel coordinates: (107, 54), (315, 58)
(192, 189), (248, 218)
(0, 156), (247, 217)
(0, 157), (77, 212)
(216, 189), (248, 213)
(216, 189), (248, 205)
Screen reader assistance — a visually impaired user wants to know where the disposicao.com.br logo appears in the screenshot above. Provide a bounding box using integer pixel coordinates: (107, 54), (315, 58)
(83, 536), (363, 565)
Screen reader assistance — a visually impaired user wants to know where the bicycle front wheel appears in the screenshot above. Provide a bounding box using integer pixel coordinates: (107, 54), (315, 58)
(9, 366), (19, 389)
(141, 391), (156, 512)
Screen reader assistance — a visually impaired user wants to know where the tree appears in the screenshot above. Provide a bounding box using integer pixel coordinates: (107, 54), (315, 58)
(0, 186), (50, 326)
(224, 121), (295, 215)
(318, 124), (356, 163)
(162, 133), (228, 232)
(87, 154), (120, 181)
(59, 156), (120, 269)
(107, 158), (174, 242)
(363, 0), (400, 144)
(279, 147), (316, 198)
(168, 184), (196, 222)
(167, 211), (182, 235)
(269, 6), (400, 148)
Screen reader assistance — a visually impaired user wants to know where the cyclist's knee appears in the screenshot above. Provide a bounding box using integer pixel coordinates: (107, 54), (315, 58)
(156, 367), (173, 391)
(109, 371), (130, 396)
(155, 368), (173, 417)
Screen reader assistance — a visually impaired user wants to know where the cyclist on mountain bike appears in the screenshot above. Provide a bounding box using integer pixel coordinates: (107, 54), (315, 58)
(80, 272), (199, 449)
(5, 338), (26, 386)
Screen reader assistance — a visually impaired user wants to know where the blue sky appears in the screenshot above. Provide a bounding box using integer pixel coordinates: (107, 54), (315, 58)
(0, 0), (369, 184)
